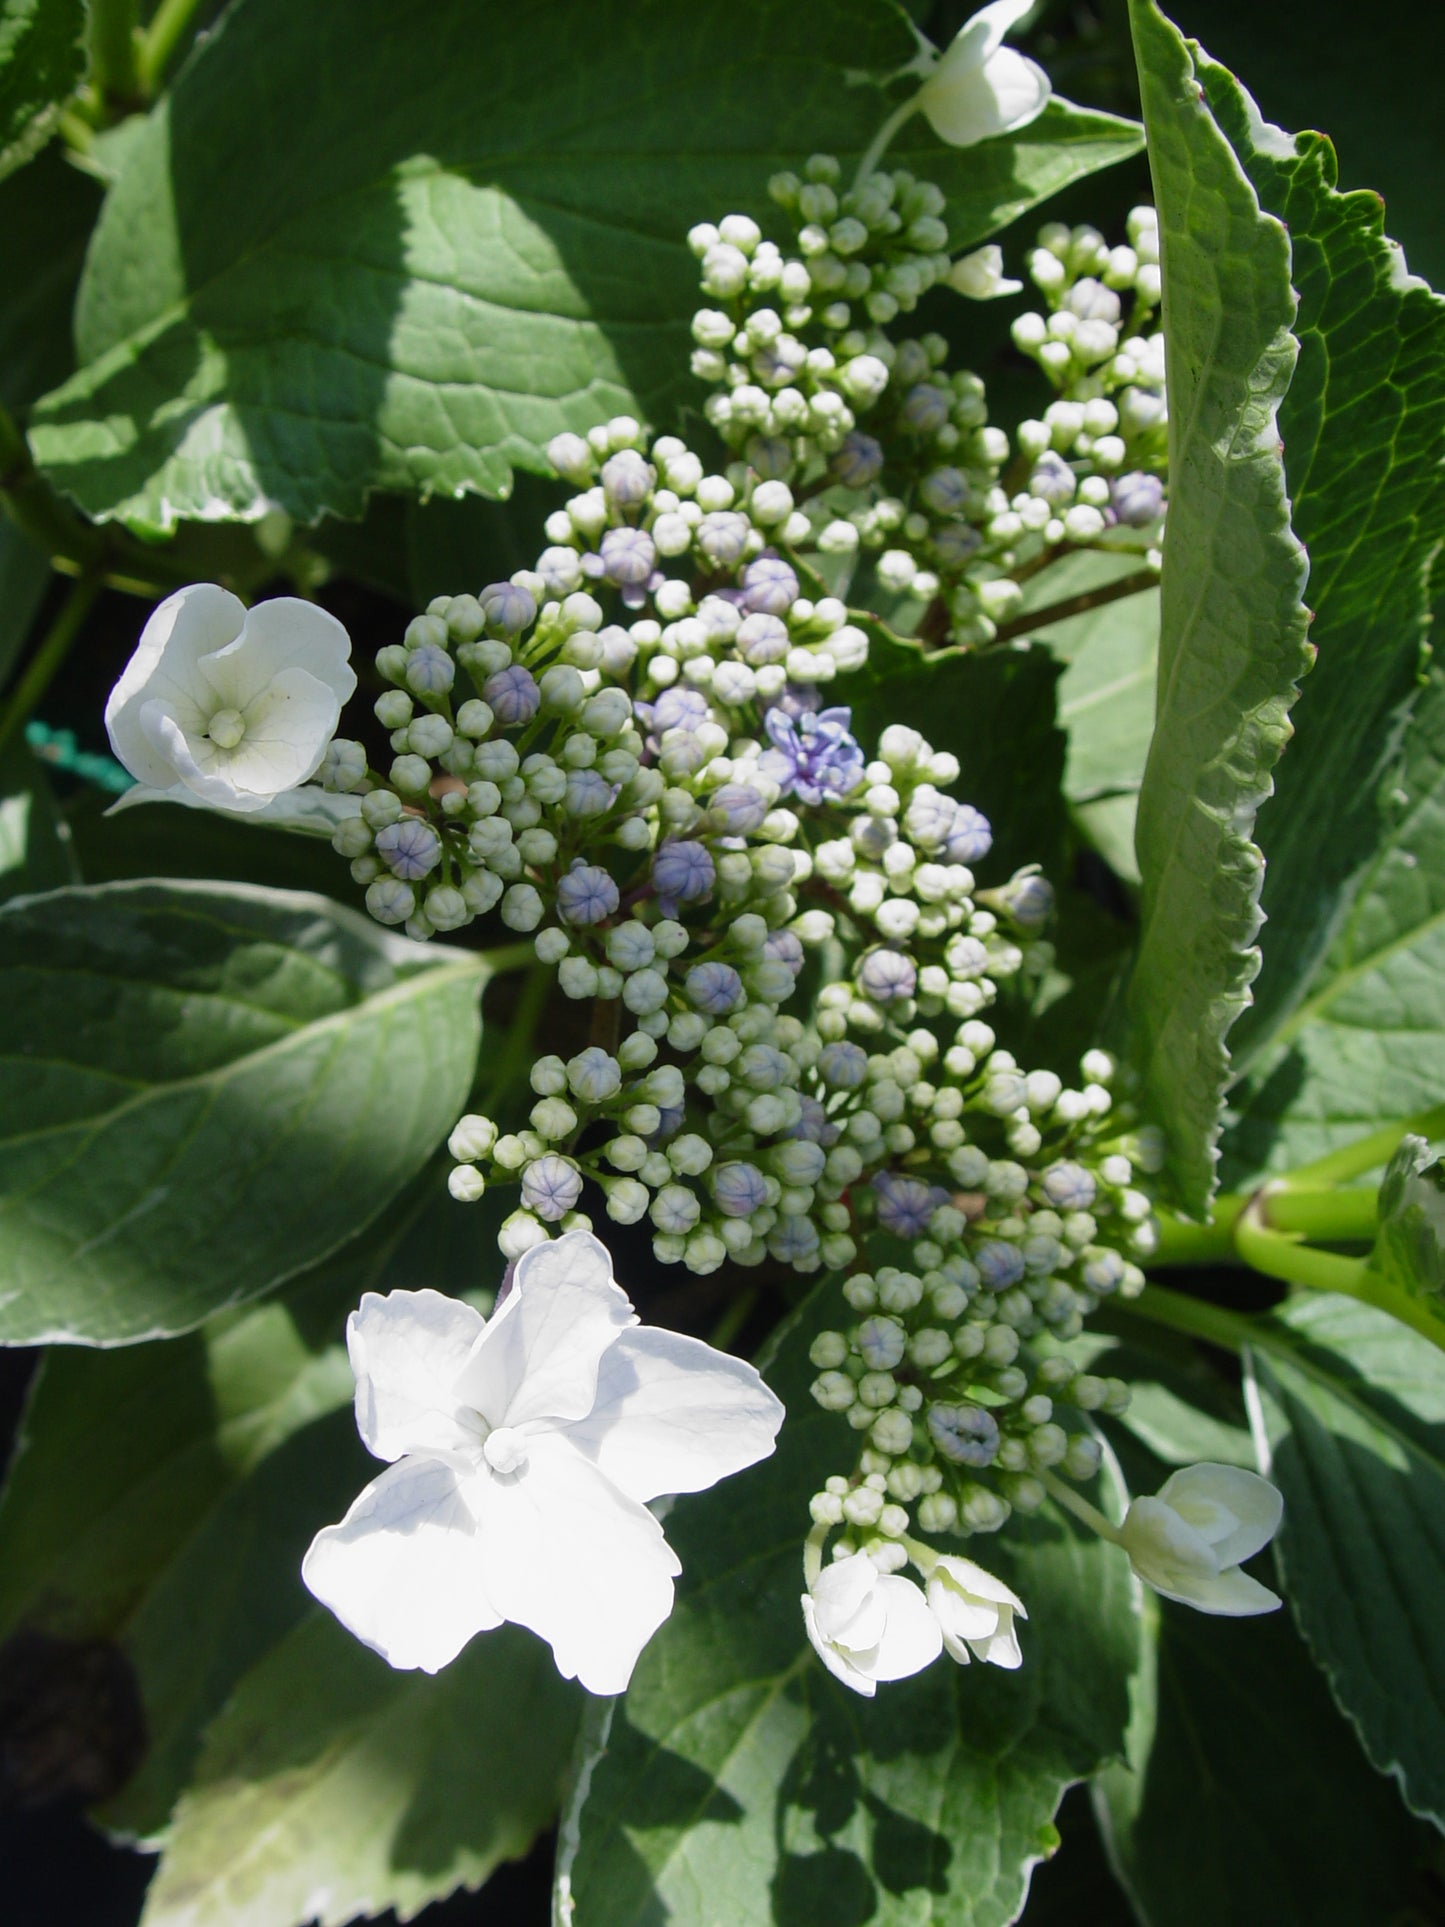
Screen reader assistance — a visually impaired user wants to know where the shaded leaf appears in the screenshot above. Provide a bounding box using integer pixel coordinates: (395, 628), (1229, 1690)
(1124, 0), (1310, 1211)
(558, 1286), (1142, 1926)
(1198, 59), (1445, 1071)
(140, 1613), (579, 1927)
(1248, 1292), (1445, 1826)
(1367, 1135), (1445, 1316)
(0, 0), (85, 183)
(28, 0), (1139, 531)
(0, 880), (484, 1343)
(0, 742), (75, 901)
(1223, 668), (1445, 1183)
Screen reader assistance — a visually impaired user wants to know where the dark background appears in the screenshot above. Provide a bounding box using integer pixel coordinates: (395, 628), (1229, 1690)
(3, 0), (1443, 1921)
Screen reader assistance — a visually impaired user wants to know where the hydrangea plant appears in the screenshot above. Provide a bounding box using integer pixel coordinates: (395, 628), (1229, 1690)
(0, 0), (1442, 1923)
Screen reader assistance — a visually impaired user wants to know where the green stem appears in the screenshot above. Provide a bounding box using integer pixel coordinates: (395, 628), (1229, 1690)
(1126, 1283), (1258, 1356)
(476, 939), (539, 979)
(1150, 1194), (1244, 1267)
(88, 0), (141, 108)
(992, 567), (1159, 645)
(1264, 1185), (1378, 1243)
(854, 97), (920, 188)
(479, 963), (552, 1116)
(0, 575), (101, 755)
(1233, 1192), (1368, 1294)
(137, 0), (208, 95)
(707, 1285), (759, 1354)
(1284, 1105), (1445, 1189)
(1036, 1467), (1124, 1544)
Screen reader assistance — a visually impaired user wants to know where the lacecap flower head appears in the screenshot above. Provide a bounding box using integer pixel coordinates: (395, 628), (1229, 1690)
(106, 583), (355, 811)
(303, 1231), (784, 1694)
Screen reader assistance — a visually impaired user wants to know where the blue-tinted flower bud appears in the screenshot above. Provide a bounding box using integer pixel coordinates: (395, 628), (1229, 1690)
(829, 432), (885, 487)
(600, 525), (656, 588)
(708, 783), (770, 835)
(521, 1154), (583, 1222)
(762, 929), (805, 977)
(600, 449), (655, 509)
(976, 1240), (1027, 1291)
(819, 1041), (868, 1089)
(1003, 872), (1055, 930)
(713, 1161), (768, 1218)
(652, 839), (715, 906)
(900, 384), (950, 434)
(321, 739), (368, 792)
(406, 644), (455, 697)
(483, 664), (541, 724)
(928, 1403), (1000, 1467)
(1110, 470), (1165, 527)
(1042, 1161), (1096, 1210)
(919, 467), (969, 515)
(741, 555), (800, 616)
(556, 862), (621, 926)
(376, 818), (442, 881)
(872, 1170), (947, 1237)
(857, 1315), (906, 1370)
(480, 581), (537, 635)
(856, 946), (917, 1004)
(945, 804), (993, 864)
(564, 769), (617, 816)
(737, 612), (790, 665)
(686, 961), (745, 1014)
(695, 511), (751, 566)
(932, 522), (983, 568)
(1029, 450), (1076, 507)
(365, 878), (415, 925)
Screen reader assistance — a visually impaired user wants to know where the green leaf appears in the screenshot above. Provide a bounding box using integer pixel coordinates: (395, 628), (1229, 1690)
(1124, 0), (1311, 1213)
(1247, 1292), (1445, 1826)
(1367, 1135), (1445, 1314)
(0, 742), (75, 900)
(0, 140), (102, 412)
(558, 1287), (1142, 1926)
(140, 1612), (580, 1927)
(0, 880), (484, 1343)
(1096, 1587), (1430, 1925)
(1025, 551), (1160, 887)
(1223, 668), (1445, 1183)
(0, 0), (85, 183)
(846, 629), (1069, 880)
(27, 0), (1138, 532)
(1195, 61), (1445, 1071)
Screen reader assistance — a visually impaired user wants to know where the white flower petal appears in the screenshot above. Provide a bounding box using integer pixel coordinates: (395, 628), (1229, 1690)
(222, 665), (349, 796)
(347, 1288), (487, 1462)
(105, 584), (247, 789)
(933, 0), (1034, 79)
(564, 1324), (784, 1504)
(302, 1456), (502, 1673)
(470, 1431), (679, 1695)
(969, 1606), (1024, 1669)
(198, 594), (355, 710)
(803, 1594), (878, 1696)
(919, 45), (1050, 146)
(1152, 1565), (1282, 1618)
(456, 1230), (635, 1431)
(1121, 1494), (1222, 1592)
(870, 1574), (945, 1682)
(812, 1549), (889, 1647)
(1159, 1464), (1283, 1569)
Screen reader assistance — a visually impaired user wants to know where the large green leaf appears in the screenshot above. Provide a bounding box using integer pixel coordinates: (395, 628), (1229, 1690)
(1124, 0), (1311, 1212)
(0, 0), (85, 182)
(140, 1612), (580, 1927)
(1224, 669), (1445, 1183)
(558, 1286), (1142, 1926)
(26, 0), (1139, 532)
(1096, 1587), (1429, 1924)
(1197, 63), (1445, 1070)
(0, 880), (484, 1343)
(1248, 1292), (1445, 1827)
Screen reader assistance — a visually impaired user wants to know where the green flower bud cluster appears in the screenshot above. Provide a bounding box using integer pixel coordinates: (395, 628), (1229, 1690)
(685, 158), (1168, 649)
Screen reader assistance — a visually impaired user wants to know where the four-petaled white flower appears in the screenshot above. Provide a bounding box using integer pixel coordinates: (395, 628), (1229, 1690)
(926, 1554), (1027, 1667)
(303, 1231), (784, 1695)
(915, 0), (1051, 149)
(106, 582), (355, 812)
(947, 244), (1024, 302)
(802, 1550), (942, 1696)
(1119, 1463), (1283, 1616)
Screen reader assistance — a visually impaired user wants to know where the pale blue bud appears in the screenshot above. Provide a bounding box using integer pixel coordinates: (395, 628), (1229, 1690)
(945, 805), (992, 864)
(819, 1041), (868, 1088)
(321, 739), (368, 792)
(1110, 471), (1165, 526)
(708, 783), (770, 834)
(770, 1215), (821, 1264)
(713, 1161), (768, 1218)
(1042, 1161), (1096, 1211)
(976, 1241), (1027, 1291)
(601, 450), (655, 508)
(366, 878), (415, 925)
(830, 432), (884, 487)
(928, 1403), (1000, 1467)
(652, 839), (715, 906)
(565, 769), (616, 815)
(695, 512), (750, 565)
(919, 467), (968, 515)
(480, 581), (537, 635)
(521, 1154), (583, 1222)
(483, 665), (541, 724)
(741, 555), (800, 616)
(686, 961), (744, 1015)
(599, 525), (657, 589)
(556, 862), (620, 926)
(900, 384), (950, 434)
(857, 946), (917, 1004)
(376, 818), (442, 881)
(738, 612), (791, 665)
(406, 644), (455, 697)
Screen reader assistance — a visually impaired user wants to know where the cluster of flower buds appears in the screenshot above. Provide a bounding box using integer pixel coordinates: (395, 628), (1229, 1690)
(685, 160), (1167, 647)
(306, 142), (1188, 1701)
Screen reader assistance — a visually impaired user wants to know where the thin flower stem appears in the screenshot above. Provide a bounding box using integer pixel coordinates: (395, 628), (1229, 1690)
(707, 1286), (759, 1354)
(1126, 1284), (1260, 1356)
(991, 567), (1159, 644)
(0, 574), (101, 756)
(803, 1521), (828, 1590)
(854, 98), (921, 189)
(137, 0), (208, 94)
(88, 0), (141, 108)
(475, 939), (541, 978)
(1036, 1467), (1124, 1544)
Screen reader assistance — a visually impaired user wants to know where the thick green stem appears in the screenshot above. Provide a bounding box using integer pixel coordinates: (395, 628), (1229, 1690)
(0, 574), (101, 754)
(1264, 1185), (1378, 1243)
(137, 0), (208, 94)
(87, 0), (141, 107)
(1233, 1192), (1370, 1295)
(1150, 1194), (1244, 1266)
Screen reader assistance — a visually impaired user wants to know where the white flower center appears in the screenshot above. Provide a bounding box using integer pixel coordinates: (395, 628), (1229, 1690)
(206, 707), (247, 749)
(482, 1425), (529, 1476)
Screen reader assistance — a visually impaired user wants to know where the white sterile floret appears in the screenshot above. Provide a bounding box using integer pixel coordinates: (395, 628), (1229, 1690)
(106, 584), (356, 811)
(802, 1550), (942, 1697)
(303, 1232), (784, 1694)
(947, 244), (1023, 300)
(913, 0), (1051, 149)
(926, 1554), (1026, 1667)
(1119, 1464), (1283, 1616)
